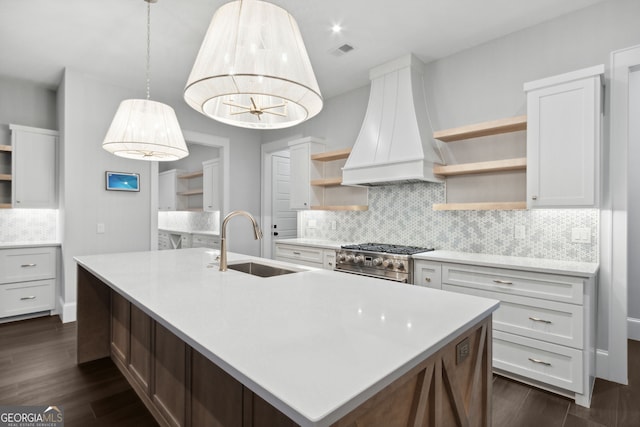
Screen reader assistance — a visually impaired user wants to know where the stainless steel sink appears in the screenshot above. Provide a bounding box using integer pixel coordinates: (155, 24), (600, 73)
(227, 262), (298, 278)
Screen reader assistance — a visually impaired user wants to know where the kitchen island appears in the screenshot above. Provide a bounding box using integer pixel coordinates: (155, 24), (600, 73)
(75, 248), (498, 427)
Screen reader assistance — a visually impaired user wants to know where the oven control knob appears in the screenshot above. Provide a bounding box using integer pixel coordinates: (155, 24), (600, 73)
(372, 257), (383, 266)
(354, 255), (365, 264)
(337, 253), (346, 262)
(345, 254), (355, 263)
(382, 259), (393, 268)
(394, 260), (405, 270)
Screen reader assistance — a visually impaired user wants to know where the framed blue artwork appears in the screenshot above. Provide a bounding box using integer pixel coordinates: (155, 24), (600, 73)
(106, 171), (140, 192)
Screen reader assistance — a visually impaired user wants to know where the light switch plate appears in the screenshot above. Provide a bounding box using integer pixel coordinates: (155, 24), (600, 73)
(307, 219), (317, 228)
(331, 221), (337, 230)
(571, 227), (591, 243)
(97, 223), (105, 234)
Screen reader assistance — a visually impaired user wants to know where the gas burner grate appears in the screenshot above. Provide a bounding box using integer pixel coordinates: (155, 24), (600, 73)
(341, 243), (434, 255)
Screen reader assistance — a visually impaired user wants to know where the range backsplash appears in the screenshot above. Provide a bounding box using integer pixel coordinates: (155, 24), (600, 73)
(0, 209), (58, 243)
(299, 182), (598, 263)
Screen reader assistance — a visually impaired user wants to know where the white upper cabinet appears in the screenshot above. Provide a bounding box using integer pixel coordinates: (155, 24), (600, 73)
(10, 124), (58, 209)
(525, 65), (604, 208)
(158, 169), (186, 211)
(202, 158), (221, 212)
(288, 137), (325, 210)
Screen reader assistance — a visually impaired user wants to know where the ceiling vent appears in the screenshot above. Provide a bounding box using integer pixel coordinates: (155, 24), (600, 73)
(330, 43), (355, 57)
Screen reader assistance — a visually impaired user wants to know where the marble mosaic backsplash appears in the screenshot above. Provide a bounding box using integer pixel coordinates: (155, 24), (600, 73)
(0, 209), (59, 243)
(158, 211), (220, 234)
(299, 182), (598, 263)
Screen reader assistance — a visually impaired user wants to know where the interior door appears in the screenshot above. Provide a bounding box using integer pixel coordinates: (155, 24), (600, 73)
(271, 153), (297, 257)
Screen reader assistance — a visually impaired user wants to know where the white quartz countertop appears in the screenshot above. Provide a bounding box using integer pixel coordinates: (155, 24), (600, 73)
(75, 248), (498, 427)
(159, 228), (219, 237)
(275, 238), (346, 250)
(413, 250), (599, 277)
(0, 241), (61, 249)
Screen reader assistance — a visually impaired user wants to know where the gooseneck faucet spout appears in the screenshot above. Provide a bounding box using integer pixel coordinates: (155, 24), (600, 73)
(219, 210), (263, 271)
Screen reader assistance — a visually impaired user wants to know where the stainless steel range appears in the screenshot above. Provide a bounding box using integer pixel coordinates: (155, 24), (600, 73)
(335, 243), (434, 283)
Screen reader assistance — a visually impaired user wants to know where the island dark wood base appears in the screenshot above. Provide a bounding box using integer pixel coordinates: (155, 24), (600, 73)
(77, 265), (492, 427)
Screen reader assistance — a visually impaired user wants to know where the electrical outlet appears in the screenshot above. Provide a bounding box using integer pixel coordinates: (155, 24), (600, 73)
(97, 223), (105, 234)
(456, 337), (470, 365)
(307, 219), (317, 228)
(331, 221), (337, 230)
(571, 227), (591, 243)
(514, 225), (526, 239)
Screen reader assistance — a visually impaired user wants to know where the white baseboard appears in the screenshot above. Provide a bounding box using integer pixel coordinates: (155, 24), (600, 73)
(629, 317), (640, 341)
(596, 349), (609, 380)
(59, 298), (77, 323)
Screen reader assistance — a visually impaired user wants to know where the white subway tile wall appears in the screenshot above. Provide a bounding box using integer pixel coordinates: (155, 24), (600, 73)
(158, 211), (220, 234)
(299, 183), (598, 263)
(0, 209), (58, 243)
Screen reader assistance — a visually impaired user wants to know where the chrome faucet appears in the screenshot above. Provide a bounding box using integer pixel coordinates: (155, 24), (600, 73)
(219, 210), (263, 271)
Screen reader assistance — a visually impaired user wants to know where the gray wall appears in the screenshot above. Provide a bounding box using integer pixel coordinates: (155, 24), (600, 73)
(261, 0), (640, 354)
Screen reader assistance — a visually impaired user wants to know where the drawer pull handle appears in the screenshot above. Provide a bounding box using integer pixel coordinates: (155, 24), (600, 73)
(493, 279), (513, 285)
(20, 296), (36, 300)
(293, 251), (301, 255)
(21, 263), (37, 268)
(529, 316), (553, 324)
(528, 357), (552, 366)
(425, 277), (431, 283)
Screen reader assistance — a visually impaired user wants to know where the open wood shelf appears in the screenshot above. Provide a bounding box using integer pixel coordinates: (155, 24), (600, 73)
(434, 115), (527, 142)
(0, 145), (12, 152)
(178, 170), (203, 179)
(310, 177), (342, 187)
(310, 148), (351, 162)
(0, 203), (11, 209)
(432, 201), (527, 211)
(311, 205), (368, 211)
(433, 157), (526, 176)
(177, 189), (203, 196)
(0, 174), (11, 181)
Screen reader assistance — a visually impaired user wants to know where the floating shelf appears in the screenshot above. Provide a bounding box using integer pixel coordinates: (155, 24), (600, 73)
(432, 202), (527, 211)
(434, 115), (527, 143)
(177, 189), (203, 196)
(310, 148), (351, 162)
(178, 170), (203, 179)
(310, 177), (342, 187)
(0, 174), (11, 181)
(0, 203), (11, 209)
(0, 145), (12, 152)
(434, 158), (527, 177)
(311, 205), (368, 211)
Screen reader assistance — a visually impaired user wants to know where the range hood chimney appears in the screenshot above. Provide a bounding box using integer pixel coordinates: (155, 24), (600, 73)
(342, 54), (444, 186)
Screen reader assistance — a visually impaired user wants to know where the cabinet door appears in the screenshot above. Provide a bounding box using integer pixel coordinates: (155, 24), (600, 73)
(202, 159), (221, 212)
(526, 74), (601, 208)
(289, 143), (310, 209)
(129, 305), (152, 394)
(153, 323), (187, 427)
(323, 249), (336, 270)
(12, 127), (57, 208)
(111, 291), (130, 364)
(414, 260), (442, 289)
(158, 171), (176, 211)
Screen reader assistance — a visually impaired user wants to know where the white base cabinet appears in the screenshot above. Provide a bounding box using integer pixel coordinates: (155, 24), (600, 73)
(275, 242), (336, 271)
(414, 258), (597, 407)
(0, 247), (57, 319)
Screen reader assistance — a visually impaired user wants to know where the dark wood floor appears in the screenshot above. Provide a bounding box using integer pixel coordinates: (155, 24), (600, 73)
(0, 316), (638, 427)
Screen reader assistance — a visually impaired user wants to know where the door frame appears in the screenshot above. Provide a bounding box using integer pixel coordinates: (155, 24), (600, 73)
(260, 135), (302, 258)
(150, 130), (230, 250)
(603, 44), (640, 384)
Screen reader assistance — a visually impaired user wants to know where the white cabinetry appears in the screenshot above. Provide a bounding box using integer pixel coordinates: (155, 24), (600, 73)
(525, 65), (604, 208)
(413, 260), (442, 289)
(192, 233), (220, 249)
(202, 159), (221, 212)
(275, 242), (336, 270)
(10, 124), (58, 208)
(289, 137), (324, 210)
(0, 247), (56, 318)
(158, 169), (186, 211)
(439, 261), (596, 407)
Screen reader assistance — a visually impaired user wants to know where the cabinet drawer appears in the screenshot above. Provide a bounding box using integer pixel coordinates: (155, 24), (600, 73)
(0, 247), (56, 284)
(0, 279), (55, 317)
(414, 260), (442, 289)
(443, 284), (583, 348)
(275, 244), (323, 264)
(493, 330), (583, 393)
(192, 234), (219, 249)
(442, 263), (583, 304)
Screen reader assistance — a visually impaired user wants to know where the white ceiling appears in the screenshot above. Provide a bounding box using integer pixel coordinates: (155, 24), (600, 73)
(1, 0), (606, 105)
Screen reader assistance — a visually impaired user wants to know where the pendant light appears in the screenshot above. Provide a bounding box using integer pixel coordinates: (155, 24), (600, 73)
(103, 0), (188, 161)
(184, 0), (323, 130)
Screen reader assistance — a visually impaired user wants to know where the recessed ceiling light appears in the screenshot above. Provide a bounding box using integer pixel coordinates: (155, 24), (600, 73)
(331, 24), (342, 34)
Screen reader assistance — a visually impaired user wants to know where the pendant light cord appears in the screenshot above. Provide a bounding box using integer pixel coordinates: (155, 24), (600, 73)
(146, 0), (151, 100)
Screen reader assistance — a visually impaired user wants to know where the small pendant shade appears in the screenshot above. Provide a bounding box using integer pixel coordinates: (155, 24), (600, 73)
(184, 0), (323, 129)
(103, 99), (189, 161)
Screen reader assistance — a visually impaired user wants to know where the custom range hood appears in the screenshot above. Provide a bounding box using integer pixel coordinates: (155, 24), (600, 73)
(342, 54), (444, 186)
